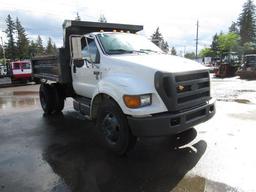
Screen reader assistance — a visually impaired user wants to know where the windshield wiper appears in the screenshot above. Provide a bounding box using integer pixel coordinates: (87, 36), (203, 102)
(108, 49), (134, 54)
(108, 49), (162, 55)
(134, 49), (162, 54)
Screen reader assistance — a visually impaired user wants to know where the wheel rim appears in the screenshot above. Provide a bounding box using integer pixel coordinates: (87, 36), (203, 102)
(102, 113), (120, 145)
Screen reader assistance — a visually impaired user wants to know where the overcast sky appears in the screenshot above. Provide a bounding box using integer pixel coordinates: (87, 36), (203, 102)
(0, 0), (248, 54)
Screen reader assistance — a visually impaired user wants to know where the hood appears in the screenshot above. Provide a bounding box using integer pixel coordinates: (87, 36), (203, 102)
(110, 54), (206, 73)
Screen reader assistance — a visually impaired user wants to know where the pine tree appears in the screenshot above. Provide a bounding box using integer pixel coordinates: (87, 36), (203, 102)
(5, 14), (16, 60)
(45, 37), (56, 55)
(171, 47), (177, 55)
(0, 45), (3, 59)
(211, 33), (220, 57)
(16, 18), (29, 59)
(28, 40), (37, 57)
(53, 43), (58, 54)
(151, 27), (164, 48)
(229, 21), (239, 34)
(35, 35), (44, 56)
(75, 12), (81, 21)
(162, 41), (169, 53)
(99, 14), (107, 23)
(238, 0), (256, 45)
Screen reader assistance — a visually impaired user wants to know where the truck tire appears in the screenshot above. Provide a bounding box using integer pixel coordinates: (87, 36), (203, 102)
(39, 84), (55, 114)
(51, 84), (65, 113)
(97, 99), (137, 155)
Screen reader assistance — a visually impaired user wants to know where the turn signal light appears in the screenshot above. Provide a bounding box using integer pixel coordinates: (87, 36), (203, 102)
(123, 95), (141, 108)
(123, 94), (152, 108)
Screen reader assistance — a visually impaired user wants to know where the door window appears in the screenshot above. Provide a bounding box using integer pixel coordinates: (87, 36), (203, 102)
(81, 38), (100, 64)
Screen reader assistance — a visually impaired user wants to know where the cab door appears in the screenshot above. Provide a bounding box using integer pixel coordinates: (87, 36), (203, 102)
(71, 36), (101, 98)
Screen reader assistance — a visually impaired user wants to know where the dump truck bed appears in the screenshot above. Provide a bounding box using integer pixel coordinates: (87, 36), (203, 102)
(31, 48), (72, 83)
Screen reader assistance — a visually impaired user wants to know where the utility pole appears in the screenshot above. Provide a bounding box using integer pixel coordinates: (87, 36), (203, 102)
(195, 20), (199, 59)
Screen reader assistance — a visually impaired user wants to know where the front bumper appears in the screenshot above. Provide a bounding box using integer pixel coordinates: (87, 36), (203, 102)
(128, 98), (216, 137)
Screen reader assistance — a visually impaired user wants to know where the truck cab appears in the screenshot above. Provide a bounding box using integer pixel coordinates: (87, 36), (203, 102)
(32, 20), (215, 154)
(10, 60), (32, 83)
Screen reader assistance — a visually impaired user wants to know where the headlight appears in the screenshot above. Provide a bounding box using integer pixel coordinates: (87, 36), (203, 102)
(123, 94), (152, 108)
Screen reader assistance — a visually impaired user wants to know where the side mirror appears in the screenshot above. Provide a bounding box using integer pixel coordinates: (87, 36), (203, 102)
(71, 36), (83, 59)
(74, 59), (84, 68)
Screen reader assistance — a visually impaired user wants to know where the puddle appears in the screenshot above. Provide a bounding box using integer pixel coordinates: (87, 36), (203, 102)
(234, 99), (251, 104)
(229, 110), (256, 121)
(173, 176), (205, 191)
(217, 98), (252, 104)
(0, 90), (39, 110)
(173, 176), (241, 192)
(13, 91), (38, 96)
(237, 90), (256, 93)
(0, 98), (39, 109)
(0, 91), (38, 97)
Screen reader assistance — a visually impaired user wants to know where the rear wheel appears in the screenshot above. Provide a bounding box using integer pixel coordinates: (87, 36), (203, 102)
(51, 83), (65, 113)
(39, 84), (55, 114)
(97, 99), (137, 155)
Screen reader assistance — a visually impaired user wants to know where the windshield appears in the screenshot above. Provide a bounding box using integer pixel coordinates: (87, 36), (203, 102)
(97, 33), (162, 55)
(21, 62), (31, 69)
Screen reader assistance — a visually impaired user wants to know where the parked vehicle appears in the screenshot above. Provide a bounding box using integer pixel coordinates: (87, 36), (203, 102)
(32, 20), (216, 154)
(10, 60), (32, 83)
(214, 52), (240, 78)
(236, 54), (256, 79)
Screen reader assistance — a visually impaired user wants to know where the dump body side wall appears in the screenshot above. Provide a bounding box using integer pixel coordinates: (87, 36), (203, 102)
(31, 48), (72, 84)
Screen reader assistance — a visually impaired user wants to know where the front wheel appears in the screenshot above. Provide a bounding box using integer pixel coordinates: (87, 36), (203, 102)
(97, 99), (137, 155)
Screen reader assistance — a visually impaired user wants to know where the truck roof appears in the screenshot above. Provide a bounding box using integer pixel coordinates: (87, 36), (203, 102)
(63, 20), (143, 48)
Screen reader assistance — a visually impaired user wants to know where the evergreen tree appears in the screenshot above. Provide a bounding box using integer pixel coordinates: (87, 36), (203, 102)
(0, 45), (3, 59)
(53, 43), (58, 54)
(229, 21), (239, 34)
(211, 33), (220, 57)
(28, 40), (37, 57)
(16, 18), (29, 59)
(151, 27), (164, 48)
(75, 12), (81, 21)
(35, 35), (44, 56)
(184, 52), (196, 60)
(162, 41), (169, 53)
(238, 0), (256, 45)
(99, 14), (107, 23)
(5, 14), (16, 60)
(171, 46), (177, 55)
(45, 37), (56, 55)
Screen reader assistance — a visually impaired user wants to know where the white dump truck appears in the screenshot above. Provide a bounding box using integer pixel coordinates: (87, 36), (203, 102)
(32, 20), (215, 154)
